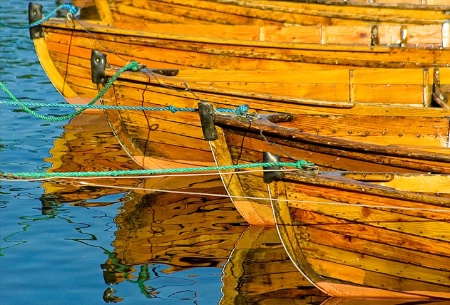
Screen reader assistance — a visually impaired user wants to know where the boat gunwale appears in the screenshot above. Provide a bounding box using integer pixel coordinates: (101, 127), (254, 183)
(40, 18), (437, 54)
(211, 112), (450, 163)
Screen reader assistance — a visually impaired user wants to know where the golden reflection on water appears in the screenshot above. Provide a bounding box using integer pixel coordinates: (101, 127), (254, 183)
(38, 113), (450, 305)
(39, 113), (328, 303)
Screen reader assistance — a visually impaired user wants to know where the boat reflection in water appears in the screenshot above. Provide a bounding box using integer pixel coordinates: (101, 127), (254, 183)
(37, 112), (446, 304)
(221, 226), (327, 304)
(102, 176), (327, 303)
(102, 175), (246, 302)
(40, 112), (142, 209)
(38, 113), (326, 303)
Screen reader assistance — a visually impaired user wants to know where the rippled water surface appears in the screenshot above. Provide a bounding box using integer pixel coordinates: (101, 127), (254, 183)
(2, 2), (439, 305)
(0, 1), (228, 304)
(8, 1), (426, 304)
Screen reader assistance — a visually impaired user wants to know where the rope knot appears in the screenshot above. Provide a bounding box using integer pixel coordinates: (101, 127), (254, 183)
(60, 4), (80, 19)
(128, 60), (142, 72)
(235, 104), (249, 115)
(296, 160), (316, 170)
(168, 105), (178, 113)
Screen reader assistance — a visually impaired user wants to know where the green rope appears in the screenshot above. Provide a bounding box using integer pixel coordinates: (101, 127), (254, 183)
(1, 160), (314, 180)
(0, 100), (249, 114)
(0, 4), (80, 29)
(0, 61), (141, 122)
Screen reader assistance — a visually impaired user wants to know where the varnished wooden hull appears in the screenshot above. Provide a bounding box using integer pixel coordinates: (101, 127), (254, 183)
(38, 19), (450, 74)
(32, 15), (450, 107)
(33, 16), (450, 102)
(220, 226), (327, 304)
(73, 0), (450, 26)
(98, 71), (450, 170)
(207, 112), (450, 225)
(269, 170), (450, 298)
(32, 15), (450, 169)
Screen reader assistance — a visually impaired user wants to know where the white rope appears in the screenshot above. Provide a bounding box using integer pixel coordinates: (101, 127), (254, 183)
(58, 180), (450, 213)
(3, 165), (448, 213)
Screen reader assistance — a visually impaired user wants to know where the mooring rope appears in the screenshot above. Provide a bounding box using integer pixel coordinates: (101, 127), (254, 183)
(1, 56), (249, 118)
(0, 4), (80, 29)
(24, 172), (450, 213)
(0, 99), (249, 114)
(0, 61), (142, 121)
(0, 160), (314, 180)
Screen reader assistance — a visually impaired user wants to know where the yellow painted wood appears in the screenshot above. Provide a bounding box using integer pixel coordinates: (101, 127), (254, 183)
(32, 38), (79, 98)
(92, 0), (114, 24)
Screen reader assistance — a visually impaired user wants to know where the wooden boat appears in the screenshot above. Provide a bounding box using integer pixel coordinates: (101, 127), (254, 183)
(95, 64), (450, 169)
(267, 168), (450, 298)
(201, 108), (450, 225)
(73, 0), (450, 26)
(30, 2), (450, 106)
(30, 5), (450, 169)
(40, 112), (142, 209)
(220, 225), (327, 304)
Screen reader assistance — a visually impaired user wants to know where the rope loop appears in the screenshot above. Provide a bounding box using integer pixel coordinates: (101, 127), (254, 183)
(128, 60), (142, 72)
(60, 4), (80, 18)
(235, 104), (249, 115)
(168, 105), (177, 113)
(296, 160), (317, 170)
(0, 4), (80, 29)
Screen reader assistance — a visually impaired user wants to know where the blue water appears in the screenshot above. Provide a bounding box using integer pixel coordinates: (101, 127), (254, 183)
(0, 2), (227, 304)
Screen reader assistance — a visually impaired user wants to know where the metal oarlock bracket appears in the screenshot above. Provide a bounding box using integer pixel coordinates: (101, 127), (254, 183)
(198, 102), (218, 141)
(28, 3), (44, 39)
(263, 152), (282, 184)
(399, 26), (407, 47)
(91, 50), (107, 84)
(433, 68), (449, 109)
(370, 25), (378, 46)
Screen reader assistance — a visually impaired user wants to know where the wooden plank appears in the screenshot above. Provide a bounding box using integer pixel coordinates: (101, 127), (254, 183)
(296, 226), (450, 271)
(300, 242), (450, 286)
